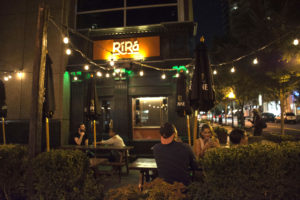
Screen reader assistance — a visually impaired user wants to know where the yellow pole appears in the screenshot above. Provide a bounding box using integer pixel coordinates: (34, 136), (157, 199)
(187, 115), (191, 146)
(2, 117), (6, 145)
(93, 120), (96, 147)
(46, 117), (50, 152)
(193, 110), (198, 146)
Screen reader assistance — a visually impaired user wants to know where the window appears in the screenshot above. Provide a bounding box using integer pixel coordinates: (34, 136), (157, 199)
(127, 0), (177, 7)
(77, 0), (124, 12)
(77, 11), (124, 29)
(76, 0), (178, 29)
(127, 6), (178, 26)
(132, 97), (168, 140)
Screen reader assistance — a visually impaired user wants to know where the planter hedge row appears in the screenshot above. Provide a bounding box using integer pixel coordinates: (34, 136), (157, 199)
(0, 145), (103, 200)
(190, 142), (300, 200)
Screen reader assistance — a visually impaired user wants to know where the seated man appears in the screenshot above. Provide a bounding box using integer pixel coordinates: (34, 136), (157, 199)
(229, 128), (248, 145)
(153, 122), (198, 186)
(74, 123), (88, 146)
(97, 128), (126, 162)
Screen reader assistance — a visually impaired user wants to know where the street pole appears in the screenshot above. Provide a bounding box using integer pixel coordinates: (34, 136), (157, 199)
(231, 100), (234, 128)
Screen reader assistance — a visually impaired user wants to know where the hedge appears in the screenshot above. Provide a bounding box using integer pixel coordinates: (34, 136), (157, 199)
(31, 149), (103, 200)
(0, 145), (28, 200)
(191, 142), (300, 200)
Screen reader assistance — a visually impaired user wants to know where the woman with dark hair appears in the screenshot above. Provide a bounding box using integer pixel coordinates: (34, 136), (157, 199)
(194, 123), (220, 159)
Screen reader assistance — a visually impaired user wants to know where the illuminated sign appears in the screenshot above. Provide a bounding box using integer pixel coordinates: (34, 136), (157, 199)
(113, 40), (139, 55)
(93, 36), (160, 60)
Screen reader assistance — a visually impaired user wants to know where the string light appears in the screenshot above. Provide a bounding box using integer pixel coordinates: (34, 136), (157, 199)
(109, 60), (114, 66)
(96, 71), (102, 77)
(253, 58), (258, 65)
(213, 70), (217, 75)
(73, 76), (78, 81)
(4, 76), (9, 81)
(293, 39), (299, 46)
(161, 73), (166, 79)
(8, 75), (12, 79)
(112, 72), (116, 76)
(84, 65), (89, 70)
(175, 73), (179, 78)
(139, 70), (144, 76)
(105, 73), (110, 78)
(66, 48), (71, 55)
(231, 66), (235, 73)
(63, 37), (69, 44)
(17, 71), (24, 79)
(186, 70), (189, 74)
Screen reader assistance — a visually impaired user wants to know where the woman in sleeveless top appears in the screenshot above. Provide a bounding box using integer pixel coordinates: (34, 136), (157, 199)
(194, 123), (220, 159)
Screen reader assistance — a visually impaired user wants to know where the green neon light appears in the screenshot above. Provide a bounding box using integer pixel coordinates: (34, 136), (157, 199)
(172, 66), (187, 72)
(76, 71), (82, 76)
(70, 72), (76, 76)
(86, 73), (91, 79)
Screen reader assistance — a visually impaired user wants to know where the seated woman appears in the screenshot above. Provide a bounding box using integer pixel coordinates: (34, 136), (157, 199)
(194, 123), (220, 159)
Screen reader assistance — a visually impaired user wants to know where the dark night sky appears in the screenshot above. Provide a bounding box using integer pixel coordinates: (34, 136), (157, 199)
(193, 0), (227, 48)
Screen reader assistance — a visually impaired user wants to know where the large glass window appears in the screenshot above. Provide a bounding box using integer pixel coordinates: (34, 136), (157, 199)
(133, 97), (168, 127)
(132, 97), (168, 140)
(77, 11), (124, 29)
(76, 0), (178, 29)
(127, 6), (178, 26)
(77, 0), (124, 12)
(127, 0), (177, 7)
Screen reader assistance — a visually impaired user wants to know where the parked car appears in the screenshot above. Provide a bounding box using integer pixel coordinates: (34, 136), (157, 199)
(261, 112), (275, 122)
(275, 112), (297, 124)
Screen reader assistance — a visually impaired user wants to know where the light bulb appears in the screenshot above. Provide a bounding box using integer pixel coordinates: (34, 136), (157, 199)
(66, 48), (71, 55)
(112, 72), (116, 76)
(110, 60), (114, 66)
(17, 72), (24, 79)
(96, 71), (102, 77)
(253, 58), (258, 64)
(84, 65), (89, 70)
(73, 76), (78, 81)
(293, 39), (299, 46)
(106, 73), (110, 78)
(139, 70), (144, 76)
(161, 73), (166, 79)
(175, 73), (179, 78)
(231, 67), (235, 73)
(8, 75), (12, 79)
(4, 76), (9, 81)
(63, 37), (69, 44)
(213, 70), (217, 75)
(186, 70), (189, 74)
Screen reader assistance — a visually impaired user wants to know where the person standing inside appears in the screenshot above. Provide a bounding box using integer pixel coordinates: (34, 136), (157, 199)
(153, 122), (198, 186)
(74, 123), (88, 146)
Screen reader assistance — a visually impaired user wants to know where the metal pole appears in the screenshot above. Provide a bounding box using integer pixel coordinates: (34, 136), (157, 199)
(231, 101), (234, 128)
(2, 117), (6, 144)
(46, 117), (50, 152)
(93, 120), (96, 147)
(187, 115), (191, 145)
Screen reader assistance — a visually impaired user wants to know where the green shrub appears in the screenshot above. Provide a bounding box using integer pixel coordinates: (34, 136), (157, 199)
(213, 126), (228, 144)
(0, 145), (28, 200)
(262, 132), (299, 143)
(192, 142), (300, 200)
(105, 178), (186, 200)
(31, 149), (103, 200)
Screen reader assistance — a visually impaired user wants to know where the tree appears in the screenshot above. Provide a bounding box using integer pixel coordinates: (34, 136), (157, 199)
(211, 0), (300, 133)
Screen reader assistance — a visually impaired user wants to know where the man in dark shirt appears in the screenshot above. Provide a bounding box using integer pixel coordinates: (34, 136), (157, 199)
(153, 122), (198, 186)
(74, 123), (88, 146)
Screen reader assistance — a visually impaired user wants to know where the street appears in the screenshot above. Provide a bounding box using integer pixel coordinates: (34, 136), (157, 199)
(212, 117), (300, 135)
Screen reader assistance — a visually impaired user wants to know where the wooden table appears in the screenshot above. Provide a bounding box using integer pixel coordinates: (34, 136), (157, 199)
(60, 145), (134, 174)
(129, 158), (158, 190)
